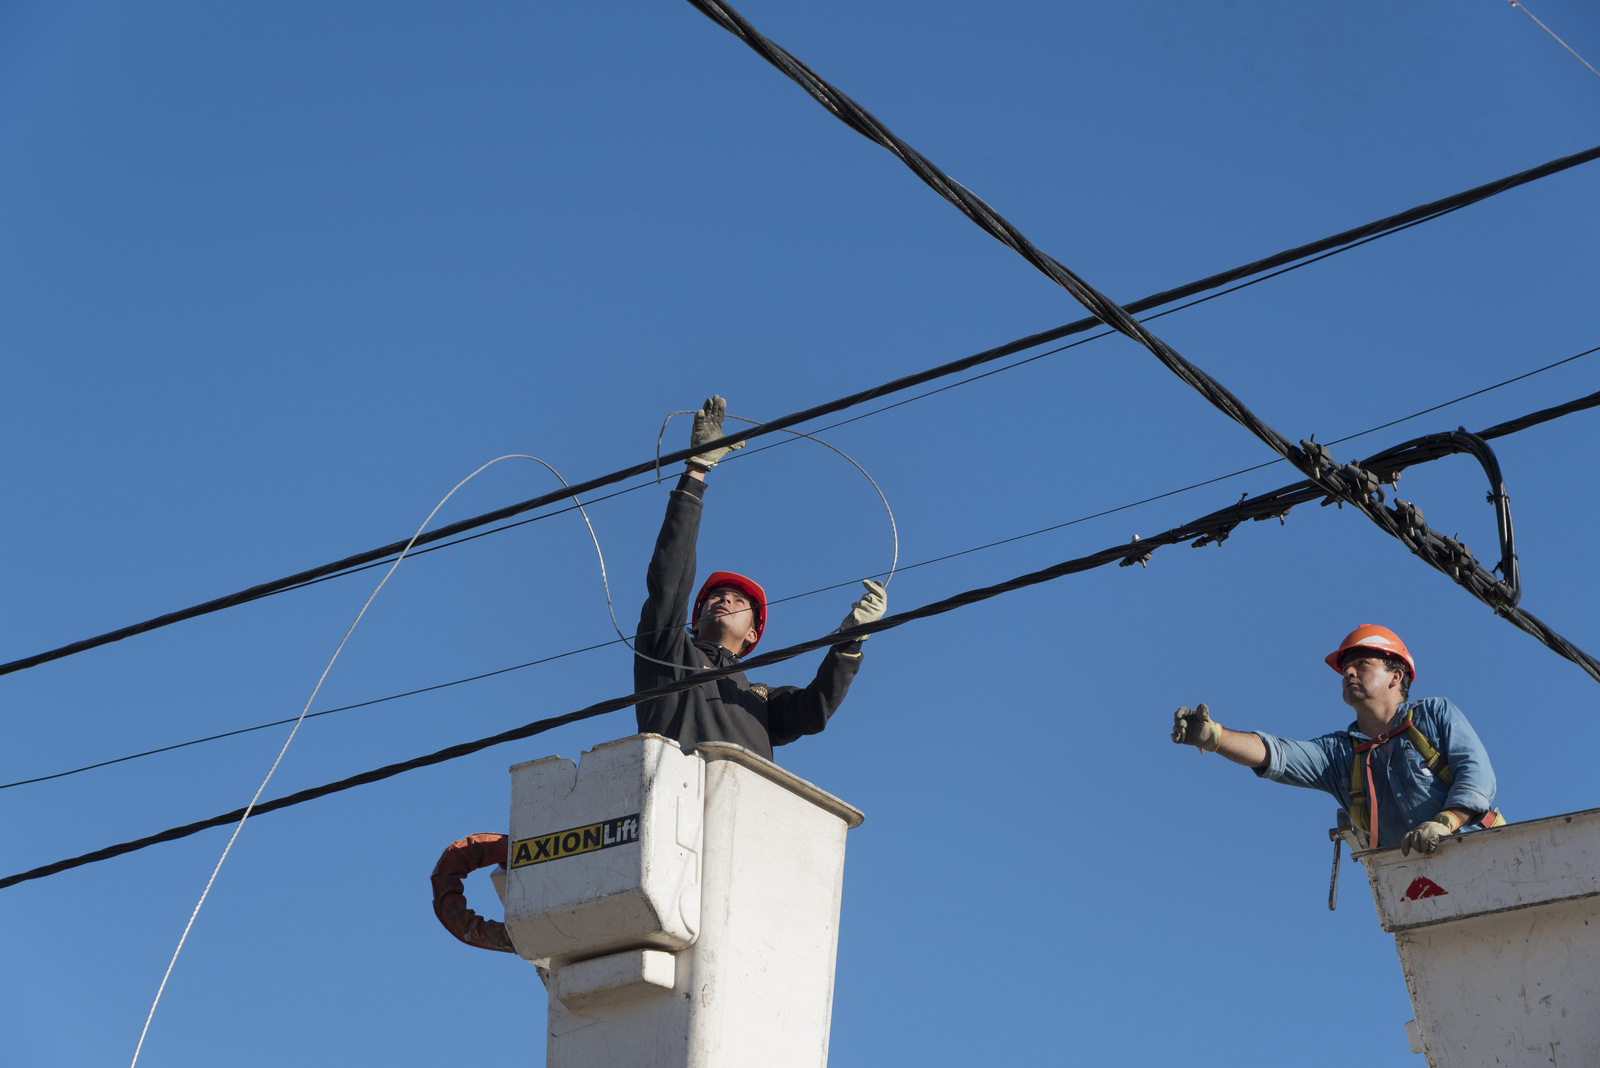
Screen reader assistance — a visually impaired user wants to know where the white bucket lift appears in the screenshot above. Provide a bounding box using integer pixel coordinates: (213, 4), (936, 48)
(1352, 806), (1600, 1065)
(492, 733), (863, 1068)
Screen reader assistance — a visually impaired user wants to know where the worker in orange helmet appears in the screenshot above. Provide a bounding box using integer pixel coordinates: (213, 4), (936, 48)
(633, 396), (886, 762)
(1170, 625), (1502, 855)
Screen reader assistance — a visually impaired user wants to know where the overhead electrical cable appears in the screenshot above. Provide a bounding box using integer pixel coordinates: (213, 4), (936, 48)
(6, 369), (1594, 793)
(5, 391), (1596, 892)
(3, 143), (1597, 680)
(283, 330), (1598, 609)
(681, 0), (1600, 674)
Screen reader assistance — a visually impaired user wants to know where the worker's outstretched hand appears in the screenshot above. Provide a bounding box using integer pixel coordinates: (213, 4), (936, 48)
(838, 579), (887, 638)
(689, 395), (744, 469)
(1171, 703), (1222, 752)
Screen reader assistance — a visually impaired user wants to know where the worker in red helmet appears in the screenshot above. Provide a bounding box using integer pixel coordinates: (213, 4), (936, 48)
(633, 395), (886, 762)
(1170, 625), (1501, 855)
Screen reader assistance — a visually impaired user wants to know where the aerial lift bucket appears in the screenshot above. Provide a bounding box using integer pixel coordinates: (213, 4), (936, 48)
(445, 733), (863, 1068)
(1351, 807), (1600, 1065)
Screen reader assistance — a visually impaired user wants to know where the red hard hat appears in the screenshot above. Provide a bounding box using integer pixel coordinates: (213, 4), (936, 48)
(1325, 624), (1416, 681)
(693, 571), (768, 653)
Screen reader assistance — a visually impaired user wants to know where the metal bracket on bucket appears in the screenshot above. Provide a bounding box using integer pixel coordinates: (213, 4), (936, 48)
(1327, 809), (1355, 911)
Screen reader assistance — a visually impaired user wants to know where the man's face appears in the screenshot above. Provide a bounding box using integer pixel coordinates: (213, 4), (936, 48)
(1340, 651), (1400, 707)
(696, 586), (758, 651)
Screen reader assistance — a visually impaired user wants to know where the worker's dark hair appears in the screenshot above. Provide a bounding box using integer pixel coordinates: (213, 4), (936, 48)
(1381, 656), (1412, 700)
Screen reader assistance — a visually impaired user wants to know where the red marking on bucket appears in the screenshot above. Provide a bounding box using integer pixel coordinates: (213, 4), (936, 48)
(1403, 877), (1448, 901)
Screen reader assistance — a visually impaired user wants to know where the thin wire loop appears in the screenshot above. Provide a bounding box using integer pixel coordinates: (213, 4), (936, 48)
(725, 413), (900, 585)
(654, 410), (899, 585)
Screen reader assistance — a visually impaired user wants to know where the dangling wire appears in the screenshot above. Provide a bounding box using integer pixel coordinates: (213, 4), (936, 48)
(1508, 1), (1600, 83)
(131, 454), (547, 1068)
(126, 454), (662, 1068)
(132, 430), (892, 1054)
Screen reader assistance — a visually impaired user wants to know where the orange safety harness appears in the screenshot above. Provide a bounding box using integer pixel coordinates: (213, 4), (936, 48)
(1349, 712), (1504, 848)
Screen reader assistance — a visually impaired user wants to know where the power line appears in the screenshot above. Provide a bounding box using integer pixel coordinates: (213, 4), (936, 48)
(6, 355), (1593, 792)
(4, 142), (1597, 681)
(683, 0), (1600, 680)
(163, 210), (1515, 604)
(681, 0), (1476, 465)
(5, 388), (1595, 891)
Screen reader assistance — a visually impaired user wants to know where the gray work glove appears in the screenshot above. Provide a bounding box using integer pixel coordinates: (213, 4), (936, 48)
(838, 579), (887, 638)
(1171, 703), (1222, 752)
(688, 395), (744, 469)
(1401, 812), (1462, 856)
(1401, 821), (1451, 857)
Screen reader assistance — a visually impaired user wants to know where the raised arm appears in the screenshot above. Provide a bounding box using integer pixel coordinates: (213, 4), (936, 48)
(636, 475), (704, 660)
(762, 580), (885, 746)
(1171, 704), (1268, 768)
(635, 395), (743, 659)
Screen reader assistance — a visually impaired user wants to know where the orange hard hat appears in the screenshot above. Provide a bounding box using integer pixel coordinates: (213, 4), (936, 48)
(1325, 624), (1416, 680)
(693, 571), (768, 653)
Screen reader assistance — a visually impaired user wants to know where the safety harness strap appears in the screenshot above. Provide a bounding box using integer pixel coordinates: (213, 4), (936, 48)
(1346, 711), (1505, 844)
(1403, 722), (1452, 785)
(1349, 714), (1415, 842)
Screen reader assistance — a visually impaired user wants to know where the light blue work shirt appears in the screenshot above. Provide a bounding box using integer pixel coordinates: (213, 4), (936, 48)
(1254, 696), (1497, 848)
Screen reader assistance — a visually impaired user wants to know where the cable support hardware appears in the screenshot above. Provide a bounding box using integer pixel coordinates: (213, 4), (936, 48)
(3, 141), (1597, 681)
(5, 383), (1594, 793)
(5, 391), (1596, 892)
(682, 0), (1598, 681)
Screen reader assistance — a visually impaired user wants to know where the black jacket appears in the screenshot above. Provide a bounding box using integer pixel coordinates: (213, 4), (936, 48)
(633, 474), (863, 761)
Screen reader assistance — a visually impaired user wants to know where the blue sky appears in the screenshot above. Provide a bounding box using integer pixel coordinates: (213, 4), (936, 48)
(2, 2), (1597, 1065)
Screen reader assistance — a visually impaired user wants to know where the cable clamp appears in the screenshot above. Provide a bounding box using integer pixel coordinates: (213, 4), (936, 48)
(1299, 438), (1335, 473)
(1439, 534), (1477, 580)
(1341, 463), (1385, 505)
(1484, 580), (1518, 609)
(1118, 535), (1154, 568)
(1190, 523), (1236, 548)
(1393, 498), (1426, 533)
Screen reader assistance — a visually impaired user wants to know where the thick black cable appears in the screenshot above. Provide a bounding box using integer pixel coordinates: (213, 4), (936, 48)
(6, 372), (1594, 791)
(4, 140), (1596, 681)
(5, 390), (1596, 890)
(683, 0), (1600, 678)
(687, 0), (1583, 478)
(683, 0), (1419, 469)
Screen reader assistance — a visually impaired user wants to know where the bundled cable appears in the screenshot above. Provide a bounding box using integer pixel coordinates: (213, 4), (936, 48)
(681, 0), (1600, 681)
